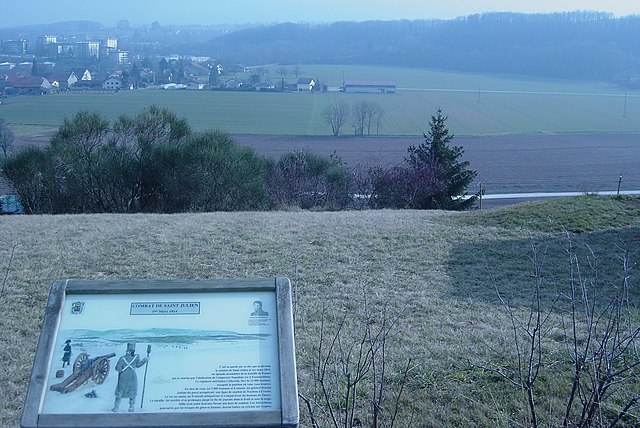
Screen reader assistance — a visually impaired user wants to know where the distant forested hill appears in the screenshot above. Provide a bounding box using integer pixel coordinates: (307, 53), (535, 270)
(178, 12), (640, 83)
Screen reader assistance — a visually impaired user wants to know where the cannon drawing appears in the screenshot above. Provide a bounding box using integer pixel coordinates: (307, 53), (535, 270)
(49, 352), (116, 394)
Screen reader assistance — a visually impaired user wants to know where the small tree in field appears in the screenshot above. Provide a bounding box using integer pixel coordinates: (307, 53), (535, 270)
(352, 101), (383, 136)
(323, 99), (350, 136)
(407, 109), (477, 210)
(0, 118), (14, 160)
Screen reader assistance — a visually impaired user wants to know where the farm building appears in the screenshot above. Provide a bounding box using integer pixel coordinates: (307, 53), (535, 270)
(45, 71), (78, 91)
(343, 80), (396, 93)
(297, 78), (316, 91)
(4, 77), (53, 95)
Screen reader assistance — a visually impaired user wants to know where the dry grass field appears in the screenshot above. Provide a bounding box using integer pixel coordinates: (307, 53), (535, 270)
(1, 196), (639, 426)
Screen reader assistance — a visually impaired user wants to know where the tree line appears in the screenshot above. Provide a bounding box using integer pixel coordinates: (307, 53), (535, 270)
(323, 100), (384, 136)
(182, 12), (640, 83)
(1, 106), (476, 214)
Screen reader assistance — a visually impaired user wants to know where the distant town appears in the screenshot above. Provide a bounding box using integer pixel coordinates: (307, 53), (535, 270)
(0, 30), (277, 94)
(0, 24), (398, 96)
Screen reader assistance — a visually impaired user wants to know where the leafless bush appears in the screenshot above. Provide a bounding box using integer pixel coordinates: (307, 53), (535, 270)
(352, 101), (383, 136)
(475, 236), (640, 427)
(268, 151), (352, 210)
(324, 99), (351, 136)
(560, 236), (639, 427)
(300, 291), (413, 428)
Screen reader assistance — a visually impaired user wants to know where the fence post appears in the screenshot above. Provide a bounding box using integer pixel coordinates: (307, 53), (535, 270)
(617, 175), (622, 196)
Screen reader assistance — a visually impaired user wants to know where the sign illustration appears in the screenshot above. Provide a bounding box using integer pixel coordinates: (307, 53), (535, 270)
(21, 278), (298, 428)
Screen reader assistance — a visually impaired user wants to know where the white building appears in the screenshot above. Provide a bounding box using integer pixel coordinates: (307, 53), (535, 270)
(343, 80), (396, 94)
(296, 78), (316, 91)
(103, 77), (123, 90)
(117, 51), (130, 65)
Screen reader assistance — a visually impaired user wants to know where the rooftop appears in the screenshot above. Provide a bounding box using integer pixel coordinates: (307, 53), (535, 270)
(343, 80), (396, 86)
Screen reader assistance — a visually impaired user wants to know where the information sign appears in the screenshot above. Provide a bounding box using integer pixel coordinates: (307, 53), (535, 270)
(21, 278), (298, 428)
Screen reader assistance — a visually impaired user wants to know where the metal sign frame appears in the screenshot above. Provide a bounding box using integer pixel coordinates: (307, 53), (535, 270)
(21, 278), (298, 428)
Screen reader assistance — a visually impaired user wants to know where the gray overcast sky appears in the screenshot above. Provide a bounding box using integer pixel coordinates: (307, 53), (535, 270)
(2, 0), (639, 28)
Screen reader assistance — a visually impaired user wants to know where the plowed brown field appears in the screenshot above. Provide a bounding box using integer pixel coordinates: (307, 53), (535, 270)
(233, 133), (640, 195)
(8, 132), (639, 203)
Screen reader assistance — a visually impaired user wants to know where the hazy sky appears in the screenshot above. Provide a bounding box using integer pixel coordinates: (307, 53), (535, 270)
(2, 0), (639, 28)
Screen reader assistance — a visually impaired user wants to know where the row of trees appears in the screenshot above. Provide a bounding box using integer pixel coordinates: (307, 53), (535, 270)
(2, 107), (477, 214)
(323, 100), (384, 136)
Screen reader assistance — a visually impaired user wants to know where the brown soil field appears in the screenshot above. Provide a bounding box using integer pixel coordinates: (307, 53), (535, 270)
(7, 132), (640, 204)
(233, 133), (640, 195)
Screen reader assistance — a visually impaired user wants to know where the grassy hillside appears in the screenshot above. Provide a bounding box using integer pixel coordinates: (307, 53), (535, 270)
(1, 66), (639, 137)
(1, 196), (639, 426)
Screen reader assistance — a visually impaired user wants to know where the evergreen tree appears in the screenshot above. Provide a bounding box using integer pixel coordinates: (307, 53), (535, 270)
(208, 69), (218, 87)
(407, 109), (477, 210)
(130, 62), (141, 89)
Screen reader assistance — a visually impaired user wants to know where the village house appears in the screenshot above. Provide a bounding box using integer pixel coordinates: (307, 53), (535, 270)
(296, 78), (316, 91)
(102, 76), (123, 90)
(15, 62), (34, 75)
(40, 61), (56, 72)
(140, 68), (156, 84)
(184, 61), (211, 78)
(185, 81), (207, 90)
(72, 68), (93, 81)
(44, 71), (78, 91)
(255, 82), (277, 92)
(224, 77), (243, 89)
(0, 62), (16, 72)
(71, 79), (104, 91)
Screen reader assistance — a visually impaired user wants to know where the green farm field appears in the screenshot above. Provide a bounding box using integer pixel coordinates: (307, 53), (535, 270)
(1, 65), (639, 137)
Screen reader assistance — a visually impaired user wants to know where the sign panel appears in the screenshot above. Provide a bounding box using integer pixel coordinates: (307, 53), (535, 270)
(22, 278), (298, 428)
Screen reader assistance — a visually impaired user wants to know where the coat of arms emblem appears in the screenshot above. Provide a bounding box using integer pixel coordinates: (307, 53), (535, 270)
(71, 301), (84, 314)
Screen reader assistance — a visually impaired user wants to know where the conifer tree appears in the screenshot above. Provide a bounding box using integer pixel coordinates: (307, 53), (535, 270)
(406, 109), (477, 210)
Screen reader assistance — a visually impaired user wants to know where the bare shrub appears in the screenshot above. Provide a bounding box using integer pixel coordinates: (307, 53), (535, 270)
(352, 101), (383, 136)
(268, 151), (352, 210)
(299, 290), (413, 428)
(474, 235), (640, 427)
(324, 99), (351, 136)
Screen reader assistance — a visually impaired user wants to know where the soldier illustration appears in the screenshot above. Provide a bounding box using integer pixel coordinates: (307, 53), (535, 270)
(61, 340), (72, 368)
(251, 300), (269, 317)
(112, 343), (149, 412)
